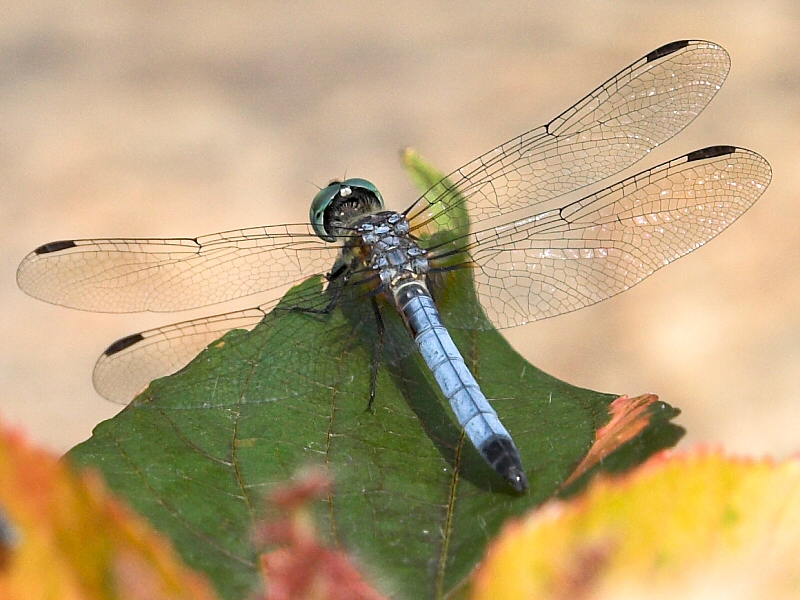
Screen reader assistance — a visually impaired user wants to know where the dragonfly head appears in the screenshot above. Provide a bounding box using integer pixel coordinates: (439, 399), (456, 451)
(310, 178), (385, 242)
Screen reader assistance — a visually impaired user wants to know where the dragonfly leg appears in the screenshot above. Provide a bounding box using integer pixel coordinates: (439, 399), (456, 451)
(366, 297), (385, 413)
(326, 261), (349, 282)
(277, 284), (345, 318)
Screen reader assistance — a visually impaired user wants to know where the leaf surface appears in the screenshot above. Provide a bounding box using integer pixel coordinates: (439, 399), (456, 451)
(68, 153), (683, 599)
(471, 451), (800, 600)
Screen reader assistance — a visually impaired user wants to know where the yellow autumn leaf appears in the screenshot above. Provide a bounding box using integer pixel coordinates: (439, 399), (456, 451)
(0, 420), (221, 600)
(472, 451), (800, 600)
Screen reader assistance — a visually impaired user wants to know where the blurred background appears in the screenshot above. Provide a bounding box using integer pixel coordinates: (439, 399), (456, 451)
(1, 1), (798, 456)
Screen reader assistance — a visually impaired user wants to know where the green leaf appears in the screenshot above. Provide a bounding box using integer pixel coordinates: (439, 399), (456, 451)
(401, 148), (470, 241)
(67, 153), (684, 600)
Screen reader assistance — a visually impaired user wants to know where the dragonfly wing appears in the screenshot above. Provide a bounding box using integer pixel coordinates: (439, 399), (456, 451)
(16, 223), (342, 313)
(93, 307), (270, 404)
(92, 278), (338, 404)
(432, 147), (771, 330)
(92, 274), (417, 405)
(407, 40), (731, 231)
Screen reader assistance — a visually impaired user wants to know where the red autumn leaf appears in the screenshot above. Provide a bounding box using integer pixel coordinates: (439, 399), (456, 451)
(254, 470), (389, 600)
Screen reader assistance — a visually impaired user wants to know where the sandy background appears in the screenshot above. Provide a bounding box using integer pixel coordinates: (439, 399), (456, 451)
(1, 1), (798, 457)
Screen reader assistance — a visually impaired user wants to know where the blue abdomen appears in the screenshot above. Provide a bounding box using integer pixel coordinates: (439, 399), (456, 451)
(391, 280), (528, 492)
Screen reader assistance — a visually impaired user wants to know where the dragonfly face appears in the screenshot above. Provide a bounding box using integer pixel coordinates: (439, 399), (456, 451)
(310, 178), (385, 242)
(17, 40), (771, 492)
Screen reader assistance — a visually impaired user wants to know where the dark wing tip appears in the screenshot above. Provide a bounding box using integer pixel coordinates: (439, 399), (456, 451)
(33, 240), (77, 255)
(646, 40), (690, 62)
(686, 145), (737, 162)
(104, 333), (145, 356)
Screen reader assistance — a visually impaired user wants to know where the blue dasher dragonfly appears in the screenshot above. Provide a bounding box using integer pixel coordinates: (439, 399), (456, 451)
(17, 40), (771, 492)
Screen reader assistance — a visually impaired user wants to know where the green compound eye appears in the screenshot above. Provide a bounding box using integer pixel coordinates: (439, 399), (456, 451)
(309, 183), (340, 241)
(309, 178), (384, 242)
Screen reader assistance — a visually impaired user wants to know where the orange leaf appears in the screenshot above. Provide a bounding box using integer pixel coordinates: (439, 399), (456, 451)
(0, 421), (220, 600)
(562, 394), (661, 489)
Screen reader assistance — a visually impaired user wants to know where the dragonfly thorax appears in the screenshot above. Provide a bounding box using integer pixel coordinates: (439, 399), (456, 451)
(354, 211), (429, 289)
(310, 178), (385, 242)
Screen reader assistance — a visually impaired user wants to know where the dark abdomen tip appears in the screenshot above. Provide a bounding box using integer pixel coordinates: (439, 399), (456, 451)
(480, 436), (529, 493)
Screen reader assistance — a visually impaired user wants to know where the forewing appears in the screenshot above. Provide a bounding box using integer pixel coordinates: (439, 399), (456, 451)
(406, 40), (731, 234)
(434, 147), (771, 329)
(16, 224), (342, 313)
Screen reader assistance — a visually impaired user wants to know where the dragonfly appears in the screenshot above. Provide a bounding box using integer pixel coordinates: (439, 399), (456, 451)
(17, 40), (771, 492)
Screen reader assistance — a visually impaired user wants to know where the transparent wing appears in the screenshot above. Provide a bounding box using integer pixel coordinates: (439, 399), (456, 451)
(92, 273), (415, 405)
(91, 276), (338, 404)
(406, 40), (731, 231)
(428, 147), (771, 330)
(16, 224), (342, 313)
(93, 307), (271, 403)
